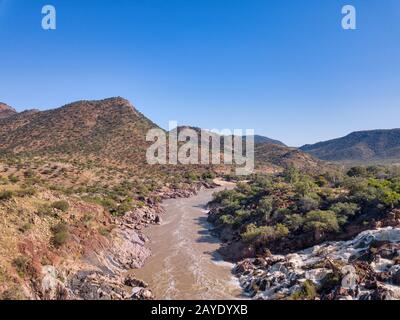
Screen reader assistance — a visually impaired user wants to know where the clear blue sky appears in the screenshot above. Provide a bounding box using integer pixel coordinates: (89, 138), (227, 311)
(0, 0), (399, 146)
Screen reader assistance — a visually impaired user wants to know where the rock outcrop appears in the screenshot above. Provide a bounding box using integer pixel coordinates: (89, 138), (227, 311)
(234, 227), (400, 300)
(0, 102), (17, 119)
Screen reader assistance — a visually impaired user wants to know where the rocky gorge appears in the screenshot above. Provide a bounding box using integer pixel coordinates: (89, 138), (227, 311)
(19, 181), (217, 300)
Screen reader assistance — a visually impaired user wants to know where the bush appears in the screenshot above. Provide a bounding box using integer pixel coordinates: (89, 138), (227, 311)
(304, 210), (339, 233)
(290, 280), (317, 300)
(330, 202), (359, 217)
(219, 214), (235, 226)
(15, 187), (36, 197)
(51, 223), (70, 247)
(52, 200), (70, 212)
(258, 197), (274, 221)
(0, 286), (26, 300)
(275, 223), (290, 238)
(113, 201), (132, 217)
(8, 175), (19, 183)
(241, 223), (289, 242)
(284, 214), (305, 232)
(0, 190), (14, 201)
(12, 256), (30, 277)
(36, 204), (53, 216)
(330, 202), (359, 225)
(347, 166), (368, 177)
(318, 272), (342, 294)
(241, 224), (275, 243)
(19, 223), (32, 233)
(298, 195), (320, 212)
(294, 180), (317, 197)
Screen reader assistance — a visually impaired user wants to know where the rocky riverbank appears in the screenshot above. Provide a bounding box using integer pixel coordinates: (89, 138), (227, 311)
(28, 181), (217, 300)
(233, 227), (400, 300)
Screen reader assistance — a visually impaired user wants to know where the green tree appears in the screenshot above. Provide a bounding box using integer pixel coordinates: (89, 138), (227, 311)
(304, 210), (339, 233)
(258, 196), (274, 221)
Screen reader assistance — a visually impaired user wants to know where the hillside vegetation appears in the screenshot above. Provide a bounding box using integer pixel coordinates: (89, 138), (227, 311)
(209, 165), (400, 259)
(301, 129), (400, 164)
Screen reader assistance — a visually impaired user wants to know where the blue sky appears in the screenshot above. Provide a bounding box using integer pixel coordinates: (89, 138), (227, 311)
(0, 0), (399, 146)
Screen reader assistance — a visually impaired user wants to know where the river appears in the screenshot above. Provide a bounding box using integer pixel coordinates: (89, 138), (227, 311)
(133, 185), (243, 300)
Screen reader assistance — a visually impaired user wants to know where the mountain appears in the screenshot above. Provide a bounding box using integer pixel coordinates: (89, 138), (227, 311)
(0, 97), (325, 173)
(249, 135), (286, 146)
(300, 129), (400, 163)
(0, 97), (159, 165)
(0, 102), (17, 119)
(174, 128), (285, 147)
(171, 126), (324, 172)
(255, 143), (325, 173)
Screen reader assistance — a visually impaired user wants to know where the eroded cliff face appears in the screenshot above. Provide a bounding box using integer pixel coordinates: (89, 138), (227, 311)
(234, 227), (400, 300)
(10, 205), (160, 301)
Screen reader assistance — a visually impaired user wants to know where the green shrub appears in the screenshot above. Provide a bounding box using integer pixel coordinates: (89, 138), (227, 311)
(8, 175), (19, 183)
(51, 223), (70, 247)
(275, 223), (290, 238)
(304, 210), (339, 233)
(19, 223), (32, 233)
(330, 202), (359, 217)
(36, 204), (53, 216)
(12, 256), (30, 277)
(290, 280), (317, 300)
(219, 215), (235, 226)
(330, 202), (360, 225)
(298, 195), (320, 212)
(318, 272), (342, 294)
(0, 190), (14, 201)
(15, 187), (36, 197)
(284, 214), (305, 232)
(241, 224), (275, 243)
(52, 200), (70, 212)
(258, 197), (274, 221)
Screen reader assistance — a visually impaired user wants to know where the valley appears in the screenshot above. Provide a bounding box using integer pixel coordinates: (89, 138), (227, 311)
(133, 183), (243, 300)
(0, 97), (399, 300)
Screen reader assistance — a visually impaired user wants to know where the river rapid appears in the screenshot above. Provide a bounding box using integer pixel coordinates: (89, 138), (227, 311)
(133, 186), (243, 300)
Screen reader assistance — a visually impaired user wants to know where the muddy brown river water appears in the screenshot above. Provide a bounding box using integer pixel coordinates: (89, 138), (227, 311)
(133, 186), (243, 300)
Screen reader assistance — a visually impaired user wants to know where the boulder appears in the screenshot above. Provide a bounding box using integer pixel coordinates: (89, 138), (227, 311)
(124, 274), (148, 288)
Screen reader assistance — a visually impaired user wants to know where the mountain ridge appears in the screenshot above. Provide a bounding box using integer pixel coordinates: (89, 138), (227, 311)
(300, 128), (400, 163)
(0, 97), (328, 173)
(0, 97), (160, 165)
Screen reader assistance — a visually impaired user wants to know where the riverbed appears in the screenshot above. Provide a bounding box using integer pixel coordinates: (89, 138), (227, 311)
(133, 186), (243, 300)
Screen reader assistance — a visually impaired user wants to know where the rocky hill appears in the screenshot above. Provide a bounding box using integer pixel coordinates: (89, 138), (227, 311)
(300, 129), (400, 163)
(250, 135), (286, 146)
(0, 103), (17, 119)
(173, 126), (321, 173)
(255, 143), (326, 173)
(0, 97), (160, 166)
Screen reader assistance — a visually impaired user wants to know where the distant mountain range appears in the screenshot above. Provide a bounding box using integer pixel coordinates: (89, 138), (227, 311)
(2, 98), (398, 169)
(300, 129), (400, 163)
(0, 98), (320, 173)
